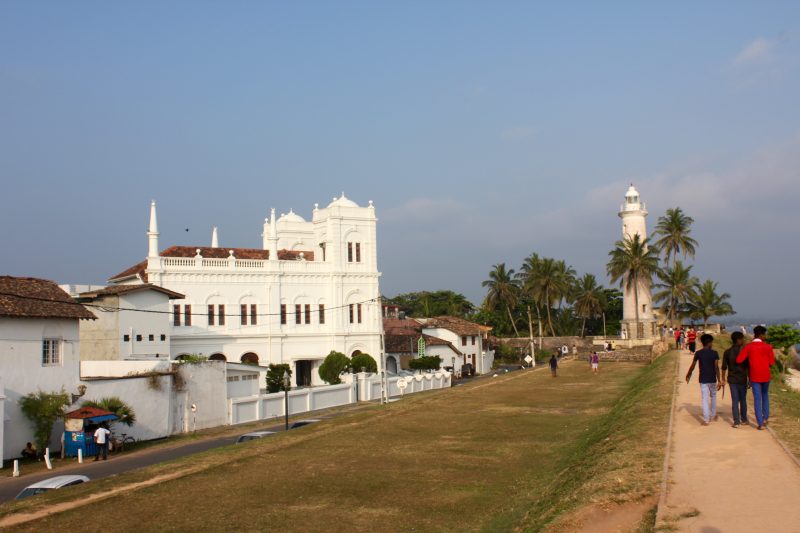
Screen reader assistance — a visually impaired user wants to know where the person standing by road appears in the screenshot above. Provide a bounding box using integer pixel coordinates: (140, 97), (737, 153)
(94, 424), (112, 461)
(685, 334), (721, 426)
(722, 331), (749, 428)
(736, 325), (776, 430)
(549, 353), (559, 378)
(590, 352), (600, 374)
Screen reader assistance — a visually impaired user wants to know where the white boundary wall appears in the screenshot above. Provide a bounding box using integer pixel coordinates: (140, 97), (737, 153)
(229, 371), (451, 425)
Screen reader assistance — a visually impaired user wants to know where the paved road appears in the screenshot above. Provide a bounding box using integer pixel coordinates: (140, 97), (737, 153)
(0, 422), (291, 503)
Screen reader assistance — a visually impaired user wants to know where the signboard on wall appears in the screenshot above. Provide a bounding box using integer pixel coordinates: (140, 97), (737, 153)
(417, 337), (425, 358)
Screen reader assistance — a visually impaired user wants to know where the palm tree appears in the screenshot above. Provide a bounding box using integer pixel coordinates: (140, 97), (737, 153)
(607, 234), (661, 339)
(653, 207), (699, 267)
(482, 263), (521, 336)
(522, 256), (559, 336)
(688, 280), (735, 329)
(553, 260), (577, 311)
(653, 261), (699, 326)
(573, 274), (606, 337)
(82, 396), (136, 427)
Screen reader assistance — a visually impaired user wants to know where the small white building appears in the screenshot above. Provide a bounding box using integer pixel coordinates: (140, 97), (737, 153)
(420, 316), (494, 374)
(383, 317), (464, 374)
(0, 276), (95, 461)
(74, 284), (184, 361)
(108, 195), (383, 388)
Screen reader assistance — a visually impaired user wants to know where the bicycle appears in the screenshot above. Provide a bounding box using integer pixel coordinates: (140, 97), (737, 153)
(110, 433), (137, 452)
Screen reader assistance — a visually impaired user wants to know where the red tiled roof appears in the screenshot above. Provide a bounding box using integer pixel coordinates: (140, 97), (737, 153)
(65, 406), (115, 419)
(0, 276), (96, 320)
(78, 283), (184, 300)
(384, 332), (462, 356)
(109, 247), (315, 282)
(424, 316), (492, 336)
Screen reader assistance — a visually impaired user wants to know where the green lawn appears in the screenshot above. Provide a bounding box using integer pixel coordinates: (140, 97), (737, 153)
(2, 355), (677, 532)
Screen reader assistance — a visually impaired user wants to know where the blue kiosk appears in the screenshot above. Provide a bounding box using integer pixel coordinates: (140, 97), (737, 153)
(64, 406), (118, 458)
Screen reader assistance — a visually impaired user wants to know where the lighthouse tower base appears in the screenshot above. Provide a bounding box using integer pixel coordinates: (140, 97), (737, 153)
(620, 318), (657, 341)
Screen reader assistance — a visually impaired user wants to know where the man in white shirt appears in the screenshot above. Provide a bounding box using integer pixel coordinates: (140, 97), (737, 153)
(94, 425), (112, 461)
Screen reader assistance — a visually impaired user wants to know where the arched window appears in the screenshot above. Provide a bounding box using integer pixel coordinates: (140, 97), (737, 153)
(351, 349), (362, 357)
(209, 353), (227, 362)
(241, 352), (259, 365)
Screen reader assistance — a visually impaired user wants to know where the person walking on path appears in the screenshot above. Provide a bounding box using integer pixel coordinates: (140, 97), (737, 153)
(722, 331), (749, 428)
(590, 352), (599, 374)
(736, 325), (775, 430)
(549, 353), (558, 377)
(685, 333), (721, 425)
(687, 327), (698, 354)
(94, 424), (112, 461)
(674, 327), (681, 349)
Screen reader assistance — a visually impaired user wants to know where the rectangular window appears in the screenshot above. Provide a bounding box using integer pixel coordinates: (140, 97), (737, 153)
(357, 303), (362, 324)
(218, 305), (225, 326)
(42, 339), (61, 366)
(160, 334), (166, 341)
(136, 334), (142, 342)
(295, 304), (302, 325)
(304, 304), (311, 324)
(319, 304), (325, 324)
(355, 242), (361, 262)
(280, 304), (287, 325)
(462, 336), (467, 346)
(149, 334), (154, 342)
(241, 304), (248, 326)
(123, 334), (130, 342)
(184, 305), (192, 326)
(349, 304), (354, 324)
(347, 242), (353, 262)
(173, 304), (181, 326)
(250, 304), (257, 325)
(471, 336), (476, 345)
(208, 305), (215, 326)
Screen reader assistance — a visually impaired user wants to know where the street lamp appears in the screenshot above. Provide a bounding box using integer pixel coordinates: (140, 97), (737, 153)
(283, 370), (290, 431)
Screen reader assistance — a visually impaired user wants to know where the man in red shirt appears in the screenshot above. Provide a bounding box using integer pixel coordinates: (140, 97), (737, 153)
(687, 328), (698, 354)
(736, 325), (775, 430)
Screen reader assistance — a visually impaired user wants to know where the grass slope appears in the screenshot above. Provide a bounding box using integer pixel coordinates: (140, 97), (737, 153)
(2, 356), (677, 532)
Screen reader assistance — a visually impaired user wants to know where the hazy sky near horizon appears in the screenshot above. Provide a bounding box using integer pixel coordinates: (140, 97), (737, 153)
(2, 2), (799, 318)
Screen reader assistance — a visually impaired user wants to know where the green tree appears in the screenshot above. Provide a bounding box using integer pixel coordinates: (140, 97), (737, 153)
(653, 261), (699, 325)
(385, 291), (475, 318)
(520, 256), (573, 336)
(687, 280), (735, 329)
(653, 207), (698, 267)
(607, 234), (661, 339)
(319, 351), (351, 384)
(409, 356), (442, 370)
(19, 389), (71, 452)
(482, 263), (521, 337)
(266, 364), (292, 393)
(766, 324), (800, 378)
(350, 352), (378, 373)
(573, 274), (606, 337)
(82, 397), (136, 427)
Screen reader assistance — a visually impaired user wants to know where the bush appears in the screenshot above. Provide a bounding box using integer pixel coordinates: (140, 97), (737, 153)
(319, 351), (351, 384)
(266, 364), (292, 393)
(409, 355), (442, 371)
(350, 353), (378, 373)
(494, 343), (520, 364)
(176, 354), (208, 364)
(19, 389), (71, 452)
(82, 396), (136, 427)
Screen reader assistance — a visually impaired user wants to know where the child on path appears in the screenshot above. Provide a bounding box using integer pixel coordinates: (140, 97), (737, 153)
(590, 352), (599, 374)
(722, 331), (749, 428)
(685, 333), (721, 425)
(736, 325), (776, 430)
(549, 353), (558, 377)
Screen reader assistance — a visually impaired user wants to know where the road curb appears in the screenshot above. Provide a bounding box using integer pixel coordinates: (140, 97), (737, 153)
(655, 351), (681, 527)
(766, 425), (800, 470)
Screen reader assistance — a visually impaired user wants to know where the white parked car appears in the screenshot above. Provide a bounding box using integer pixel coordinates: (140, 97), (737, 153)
(235, 431), (276, 443)
(15, 475), (90, 500)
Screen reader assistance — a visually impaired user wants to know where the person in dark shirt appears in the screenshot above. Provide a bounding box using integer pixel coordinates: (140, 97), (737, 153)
(549, 353), (558, 377)
(685, 333), (721, 425)
(722, 331), (749, 428)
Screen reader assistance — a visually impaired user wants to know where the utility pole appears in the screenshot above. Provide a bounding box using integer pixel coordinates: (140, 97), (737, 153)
(527, 306), (536, 368)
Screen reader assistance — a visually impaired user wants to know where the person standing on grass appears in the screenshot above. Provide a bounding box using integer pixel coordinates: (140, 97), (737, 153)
(685, 333), (721, 426)
(687, 327), (698, 354)
(722, 331), (749, 428)
(94, 424), (111, 461)
(590, 351), (600, 374)
(736, 325), (775, 430)
(549, 353), (558, 377)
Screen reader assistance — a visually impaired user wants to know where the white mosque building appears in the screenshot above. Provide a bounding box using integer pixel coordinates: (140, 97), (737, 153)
(108, 194), (383, 387)
(618, 184), (656, 340)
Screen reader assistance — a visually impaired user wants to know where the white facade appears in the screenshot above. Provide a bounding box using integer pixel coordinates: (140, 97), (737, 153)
(111, 195), (383, 388)
(618, 185), (656, 339)
(0, 318), (82, 460)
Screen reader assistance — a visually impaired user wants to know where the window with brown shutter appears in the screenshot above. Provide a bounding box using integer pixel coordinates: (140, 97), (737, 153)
(218, 304), (225, 326)
(295, 304), (301, 325)
(355, 242), (361, 262)
(280, 304), (287, 325)
(347, 242), (353, 262)
(319, 304), (325, 324)
(184, 305), (192, 326)
(241, 304), (248, 325)
(173, 304), (181, 326)
(349, 304), (354, 324)
(305, 304), (311, 324)
(462, 336), (467, 346)
(250, 304), (257, 325)
(208, 305), (215, 326)
(471, 336), (476, 345)
(357, 303), (362, 323)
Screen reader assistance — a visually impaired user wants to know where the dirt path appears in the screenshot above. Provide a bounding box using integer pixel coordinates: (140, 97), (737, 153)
(658, 350), (800, 532)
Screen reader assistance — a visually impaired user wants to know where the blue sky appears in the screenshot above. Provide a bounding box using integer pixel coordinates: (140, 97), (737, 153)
(2, 2), (799, 318)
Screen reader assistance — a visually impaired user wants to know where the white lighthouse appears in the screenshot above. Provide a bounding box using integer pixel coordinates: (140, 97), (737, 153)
(618, 185), (656, 340)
